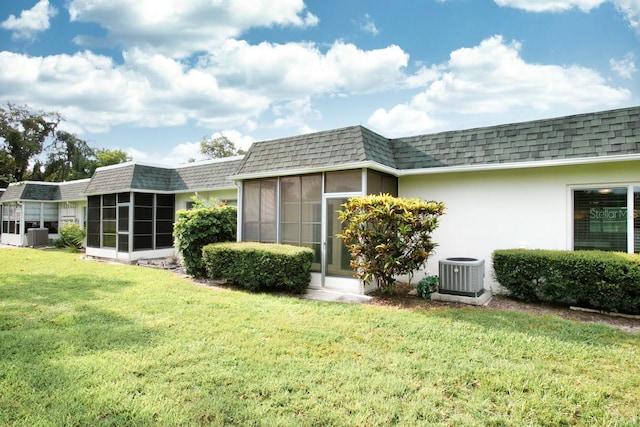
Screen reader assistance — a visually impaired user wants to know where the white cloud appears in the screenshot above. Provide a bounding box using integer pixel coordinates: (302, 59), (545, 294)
(204, 39), (408, 98)
(368, 35), (631, 135)
(493, 0), (604, 12)
(127, 129), (255, 165)
(68, 0), (318, 58)
(494, 1), (640, 33)
(0, 49), (270, 133)
(610, 53), (637, 78)
(1, 0), (57, 40)
(356, 13), (379, 36)
(368, 104), (444, 137)
(613, 0), (640, 33)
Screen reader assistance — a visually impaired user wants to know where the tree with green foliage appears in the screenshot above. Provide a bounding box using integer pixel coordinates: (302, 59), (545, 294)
(200, 134), (246, 159)
(0, 103), (131, 186)
(337, 194), (445, 293)
(0, 103), (61, 185)
(94, 148), (132, 168)
(43, 130), (97, 182)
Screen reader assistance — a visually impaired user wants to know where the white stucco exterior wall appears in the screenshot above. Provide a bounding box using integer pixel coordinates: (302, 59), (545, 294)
(400, 160), (640, 293)
(174, 189), (238, 213)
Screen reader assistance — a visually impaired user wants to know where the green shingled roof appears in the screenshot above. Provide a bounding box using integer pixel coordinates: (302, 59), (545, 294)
(0, 182), (59, 202)
(235, 125), (395, 177)
(392, 106), (640, 170)
(84, 159), (241, 195)
(2, 106), (639, 201)
(0, 179), (90, 202)
(176, 158), (243, 191)
(58, 179), (90, 201)
(234, 105), (640, 177)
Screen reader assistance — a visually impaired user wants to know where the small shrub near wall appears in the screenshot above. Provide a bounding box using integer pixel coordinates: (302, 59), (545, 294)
(337, 194), (445, 294)
(202, 242), (314, 294)
(173, 204), (237, 277)
(493, 249), (640, 314)
(54, 223), (86, 251)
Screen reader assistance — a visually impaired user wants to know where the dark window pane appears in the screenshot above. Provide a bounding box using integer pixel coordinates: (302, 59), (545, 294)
(43, 221), (58, 234)
(118, 192), (130, 203)
(88, 196), (101, 208)
(156, 234), (173, 248)
(574, 188), (627, 252)
(25, 221), (40, 230)
(383, 174), (398, 197)
(103, 233), (116, 248)
(135, 207), (153, 220)
(118, 235), (129, 252)
(156, 194), (174, 207)
(103, 207), (116, 220)
(87, 233), (100, 247)
(88, 206), (100, 222)
(134, 221), (153, 235)
(133, 235), (153, 250)
(87, 220), (101, 234)
(103, 194), (116, 206)
(118, 206), (129, 231)
(156, 207), (174, 220)
(156, 220), (173, 234)
(103, 220), (116, 234)
(135, 192), (154, 206)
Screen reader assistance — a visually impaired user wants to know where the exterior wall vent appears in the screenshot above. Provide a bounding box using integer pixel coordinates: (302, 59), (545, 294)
(438, 257), (485, 297)
(27, 228), (49, 247)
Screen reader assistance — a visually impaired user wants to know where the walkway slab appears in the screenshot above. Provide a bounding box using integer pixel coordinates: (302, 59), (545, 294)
(303, 289), (373, 304)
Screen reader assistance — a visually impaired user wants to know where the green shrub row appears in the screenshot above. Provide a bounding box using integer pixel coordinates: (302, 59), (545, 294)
(493, 249), (640, 314)
(202, 242), (314, 294)
(173, 205), (237, 277)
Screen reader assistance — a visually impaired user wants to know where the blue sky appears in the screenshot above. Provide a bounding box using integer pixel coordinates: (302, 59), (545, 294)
(1, 0), (638, 165)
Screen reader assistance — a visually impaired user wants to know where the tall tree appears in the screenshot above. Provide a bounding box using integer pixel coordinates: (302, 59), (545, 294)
(43, 130), (96, 182)
(199, 134), (246, 159)
(0, 103), (61, 185)
(94, 148), (132, 168)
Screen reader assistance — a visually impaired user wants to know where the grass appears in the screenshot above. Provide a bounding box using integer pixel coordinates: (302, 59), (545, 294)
(1, 248), (639, 426)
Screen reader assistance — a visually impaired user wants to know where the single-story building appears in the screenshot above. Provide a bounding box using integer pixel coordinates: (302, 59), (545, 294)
(0, 179), (89, 247)
(1, 106), (639, 295)
(82, 157), (242, 261)
(231, 106), (640, 294)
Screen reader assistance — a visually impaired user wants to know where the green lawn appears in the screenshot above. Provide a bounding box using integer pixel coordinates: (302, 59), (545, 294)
(1, 248), (639, 426)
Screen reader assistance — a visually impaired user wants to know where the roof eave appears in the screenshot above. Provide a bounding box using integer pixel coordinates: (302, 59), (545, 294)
(399, 154), (640, 176)
(173, 185), (237, 194)
(231, 161), (400, 181)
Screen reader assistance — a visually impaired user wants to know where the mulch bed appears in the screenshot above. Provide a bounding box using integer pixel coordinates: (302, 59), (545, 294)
(370, 283), (640, 333)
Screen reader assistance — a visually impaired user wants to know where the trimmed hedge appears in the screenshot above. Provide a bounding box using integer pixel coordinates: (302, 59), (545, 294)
(173, 205), (237, 277)
(202, 242), (314, 294)
(493, 249), (640, 314)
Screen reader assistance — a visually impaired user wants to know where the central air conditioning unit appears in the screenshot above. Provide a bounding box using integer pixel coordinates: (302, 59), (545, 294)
(438, 257), (485, 297)
(27, 228), (49, 247)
